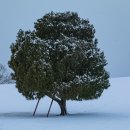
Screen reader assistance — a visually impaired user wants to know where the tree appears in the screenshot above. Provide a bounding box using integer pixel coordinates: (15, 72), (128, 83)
(0, 63), (12, 84)
(9, 11), (110, 116)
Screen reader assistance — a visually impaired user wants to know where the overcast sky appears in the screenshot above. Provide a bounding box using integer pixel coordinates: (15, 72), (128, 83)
(0, 0), (130, 77)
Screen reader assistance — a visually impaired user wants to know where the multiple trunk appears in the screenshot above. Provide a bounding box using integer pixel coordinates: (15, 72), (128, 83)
(32, 97), (67, 117)
(47, 94), (67, 116)
(47, 98), (67, 117)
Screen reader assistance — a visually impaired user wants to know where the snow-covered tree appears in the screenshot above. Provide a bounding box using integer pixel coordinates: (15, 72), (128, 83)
(8, 30), (53, 99)
(9, 12), (110, 115)
(0, 63), (12, 84)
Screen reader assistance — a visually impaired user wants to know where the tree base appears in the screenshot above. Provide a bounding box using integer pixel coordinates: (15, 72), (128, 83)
(58, 99), (67, 116)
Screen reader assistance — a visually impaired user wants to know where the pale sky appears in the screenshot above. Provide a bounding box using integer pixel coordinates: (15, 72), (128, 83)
(0, 0), (130, 77)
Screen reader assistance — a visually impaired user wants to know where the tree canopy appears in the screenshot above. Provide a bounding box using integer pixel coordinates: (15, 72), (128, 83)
(9, 11), (110, 115)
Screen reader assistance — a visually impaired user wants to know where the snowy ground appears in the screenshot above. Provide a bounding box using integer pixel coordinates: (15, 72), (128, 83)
(0, 77), (130, 130)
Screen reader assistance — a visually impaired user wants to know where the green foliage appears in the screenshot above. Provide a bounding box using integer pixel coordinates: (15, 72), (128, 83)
(9, 11), (110, 102)
(34, 12), (95, 42)
(9, 30), (53, 99)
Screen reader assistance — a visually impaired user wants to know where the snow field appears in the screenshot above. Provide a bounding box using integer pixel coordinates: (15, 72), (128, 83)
(0, 77), (130, 130)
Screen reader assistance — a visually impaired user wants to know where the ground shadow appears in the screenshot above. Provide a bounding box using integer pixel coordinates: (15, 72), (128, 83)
(67, 112), (130, 119)
(0, 111), (130, 119)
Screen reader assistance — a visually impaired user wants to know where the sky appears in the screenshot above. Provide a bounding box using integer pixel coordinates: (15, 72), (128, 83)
(0, 0), (130, 77)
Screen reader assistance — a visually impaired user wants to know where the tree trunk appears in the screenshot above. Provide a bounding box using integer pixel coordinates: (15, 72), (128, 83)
(33, 99), (40, 116)
(58, 99), (67, 116)
(47, 94), (67, 116)
(47, 98), (54, 117)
